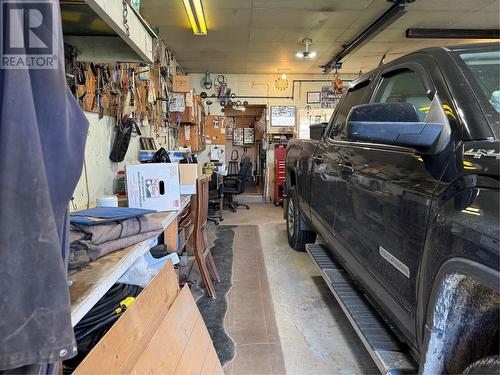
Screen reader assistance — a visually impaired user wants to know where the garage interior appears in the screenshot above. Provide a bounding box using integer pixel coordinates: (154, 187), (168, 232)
(2, 0), (499, 374)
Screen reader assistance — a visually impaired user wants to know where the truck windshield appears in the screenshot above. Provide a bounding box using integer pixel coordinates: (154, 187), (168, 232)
(456, 49), (500, 131)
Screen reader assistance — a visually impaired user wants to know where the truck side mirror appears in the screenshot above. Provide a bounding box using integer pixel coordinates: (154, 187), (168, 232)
(345, 99), (450, 155)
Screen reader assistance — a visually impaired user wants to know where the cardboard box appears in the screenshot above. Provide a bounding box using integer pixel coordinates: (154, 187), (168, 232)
(172, 75), (190, 93)
(126, 163), (181, 212)
(178, 163), (202, 195)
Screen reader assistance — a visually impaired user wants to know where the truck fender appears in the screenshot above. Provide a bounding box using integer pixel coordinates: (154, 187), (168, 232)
(419, 259), (499, 375)
(283, 168), (313, 231)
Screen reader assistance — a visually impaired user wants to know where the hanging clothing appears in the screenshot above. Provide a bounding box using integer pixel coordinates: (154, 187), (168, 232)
(0, 0), (89, 370)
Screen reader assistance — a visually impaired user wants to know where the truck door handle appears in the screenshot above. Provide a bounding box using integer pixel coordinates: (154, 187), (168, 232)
(339, 163), (354, 176)
(313, 155), (323, 164)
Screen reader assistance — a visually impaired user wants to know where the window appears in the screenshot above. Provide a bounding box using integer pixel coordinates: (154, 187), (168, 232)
(329, 80), (371, 139)
(373, 69), (431, 121)
(457, 50), (500, 114)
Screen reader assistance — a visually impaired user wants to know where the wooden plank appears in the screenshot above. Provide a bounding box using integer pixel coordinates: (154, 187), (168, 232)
(213, 357), (224, 375)
(70, 195), (191, 326)
(200, 345), (219, 375)
(224, 105), (265, 117)
(164, 218), (179, 253)
(130, 286), (200, 374)
(74, 262), (180, 375)
(213, 349), (224, 375)
(173, 314), (211, 375)
(235, 116), (256, 128)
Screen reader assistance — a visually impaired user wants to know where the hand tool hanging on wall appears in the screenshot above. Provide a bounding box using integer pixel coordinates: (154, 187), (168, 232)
(90, 63), (106, 119)
(76, 62), (88, 106)
(110, 116), (135, 162)
(129, 68), (135, 108)
(64, 43), (79, 97)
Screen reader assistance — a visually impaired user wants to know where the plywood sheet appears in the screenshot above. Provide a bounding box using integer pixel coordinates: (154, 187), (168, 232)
(130, 285), (222, 375)
(74, 262), (180, 374)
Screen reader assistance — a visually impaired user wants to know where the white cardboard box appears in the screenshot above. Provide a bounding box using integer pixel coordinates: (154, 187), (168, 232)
(126, 163), (181, 212)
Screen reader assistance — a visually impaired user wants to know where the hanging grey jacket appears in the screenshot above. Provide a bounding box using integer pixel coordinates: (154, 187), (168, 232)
(0, 0), (88, 370)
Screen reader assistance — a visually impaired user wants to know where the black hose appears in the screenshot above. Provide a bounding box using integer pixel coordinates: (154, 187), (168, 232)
(75, 314), (120, 341)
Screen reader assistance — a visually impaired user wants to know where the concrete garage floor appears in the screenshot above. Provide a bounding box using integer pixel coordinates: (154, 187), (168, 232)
(220, 202), (378, 374)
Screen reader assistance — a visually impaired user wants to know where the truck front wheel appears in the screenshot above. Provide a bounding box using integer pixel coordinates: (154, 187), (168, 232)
(286, 186), (316, 251)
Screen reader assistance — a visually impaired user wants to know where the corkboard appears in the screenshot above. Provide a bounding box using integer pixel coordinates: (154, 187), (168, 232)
(204, 115), (226, 145)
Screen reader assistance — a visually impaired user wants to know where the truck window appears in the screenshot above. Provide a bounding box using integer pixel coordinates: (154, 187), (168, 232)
(373, 69), (431, 121)
(329, 80), (371, 139)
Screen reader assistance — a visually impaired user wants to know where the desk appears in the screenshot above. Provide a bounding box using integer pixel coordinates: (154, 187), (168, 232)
(69, 195), (192, 326)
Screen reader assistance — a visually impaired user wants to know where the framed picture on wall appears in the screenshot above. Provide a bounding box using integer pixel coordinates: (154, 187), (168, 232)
(270, 106), (296, 127)
(307, 91), (321, 104)
(233, 128), (244, 146)
(320, 86), (339, 108)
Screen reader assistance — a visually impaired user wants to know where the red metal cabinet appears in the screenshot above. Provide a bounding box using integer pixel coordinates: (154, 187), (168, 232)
(274, 144), (287, 205)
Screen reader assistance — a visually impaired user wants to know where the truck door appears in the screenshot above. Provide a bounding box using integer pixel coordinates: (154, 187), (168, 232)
(330, 62), (448, 341)
(310, 80), (372, 238)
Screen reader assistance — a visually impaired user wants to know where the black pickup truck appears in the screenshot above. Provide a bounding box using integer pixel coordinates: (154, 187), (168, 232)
(285, 43), (499, 374)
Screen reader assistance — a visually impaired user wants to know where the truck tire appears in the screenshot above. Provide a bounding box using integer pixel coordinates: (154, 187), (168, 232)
(286, 186), (316, 251)
(463, 356), (499, 374)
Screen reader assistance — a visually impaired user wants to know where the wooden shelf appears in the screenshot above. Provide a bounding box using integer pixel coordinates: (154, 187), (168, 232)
(60, 0), (156, 63)
(69, 195), (192, 327)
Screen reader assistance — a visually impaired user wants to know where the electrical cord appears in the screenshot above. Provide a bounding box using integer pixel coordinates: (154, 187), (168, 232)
(83, 157), (90, 209)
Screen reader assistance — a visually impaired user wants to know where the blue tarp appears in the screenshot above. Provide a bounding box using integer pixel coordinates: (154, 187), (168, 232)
(70, 207), (157, 225)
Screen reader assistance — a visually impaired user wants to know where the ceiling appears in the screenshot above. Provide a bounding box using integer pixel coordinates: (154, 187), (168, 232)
(140, 0), (500, 74)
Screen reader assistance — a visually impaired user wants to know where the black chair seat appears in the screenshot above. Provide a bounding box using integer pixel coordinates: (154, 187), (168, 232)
(222, 156), (252, 212)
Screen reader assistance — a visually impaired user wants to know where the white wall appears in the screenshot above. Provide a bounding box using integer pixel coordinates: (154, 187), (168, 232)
(71, 111), (172, 210)
(190, 73), (355, 200)
(72, 113), (134, 210)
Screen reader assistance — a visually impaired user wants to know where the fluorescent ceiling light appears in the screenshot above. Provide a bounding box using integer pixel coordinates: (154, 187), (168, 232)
(183, 0), (207, 35)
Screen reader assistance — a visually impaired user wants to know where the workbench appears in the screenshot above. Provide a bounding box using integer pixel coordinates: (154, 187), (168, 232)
(69, 194), (192, 326)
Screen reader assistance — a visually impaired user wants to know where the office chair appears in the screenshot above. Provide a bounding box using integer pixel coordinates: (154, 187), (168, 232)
(208, 172), (223, 225)
(222, 156), (252, 212)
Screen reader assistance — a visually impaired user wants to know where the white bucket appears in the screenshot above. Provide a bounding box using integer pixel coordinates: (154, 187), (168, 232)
(96, 195), (118, 208)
